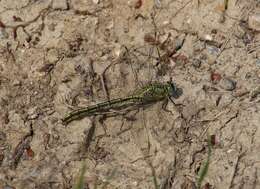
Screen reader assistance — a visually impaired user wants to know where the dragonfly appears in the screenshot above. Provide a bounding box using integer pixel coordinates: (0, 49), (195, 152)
(62, 80), (183, 125)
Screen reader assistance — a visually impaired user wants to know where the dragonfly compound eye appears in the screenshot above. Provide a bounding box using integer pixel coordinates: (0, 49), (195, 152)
(170, 83), (183, 99)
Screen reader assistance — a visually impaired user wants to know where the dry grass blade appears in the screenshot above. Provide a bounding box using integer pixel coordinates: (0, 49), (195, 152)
(196, 135), (212, 189)
(73, 163), (87, 189)
(148, 161), (159, 189)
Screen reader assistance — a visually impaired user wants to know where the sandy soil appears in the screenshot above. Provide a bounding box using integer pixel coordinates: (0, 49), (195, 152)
(0, 0), (259, 188)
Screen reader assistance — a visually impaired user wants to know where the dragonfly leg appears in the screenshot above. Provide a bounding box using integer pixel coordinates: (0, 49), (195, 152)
(162, 99), (173, 115)
(169, 97), (187, 127)
(169, 96), (176, 105)
(98, 115), (109, 136)
(122, 108), (139, 122)
(169, 97), (185, 107)
(119, 109), (139, 132)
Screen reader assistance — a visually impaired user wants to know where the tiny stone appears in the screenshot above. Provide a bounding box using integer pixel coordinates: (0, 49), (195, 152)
(248, 13), (260, 31)
(204, 34), (213, 41)
(12, 79), (21, 86)
(61, 75), (72, 83)
(211, 72), (222, 83)
(123, 25), (129, 33)
(233, 89), (249, 98)
(47, 48), (59, 63)
(219, 78), (236, 91)
(52, 0), (68, 10)
(162, 20), (170, 26)
(174, 35), (185, 51)
(154, 0), (161, 8)
(106, 21), (114, 30)
(206, 45), (220, 55)
(84, 88), (93, 96)
(128, 0), (137, 7)
(192, 58), (201, 68)
(27, 107), (39, 120)
(92, 0), (100, 4)
(250, 86), (260, 100)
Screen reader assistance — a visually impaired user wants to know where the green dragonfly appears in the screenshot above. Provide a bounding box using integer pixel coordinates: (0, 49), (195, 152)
(62, 81), (183, 125)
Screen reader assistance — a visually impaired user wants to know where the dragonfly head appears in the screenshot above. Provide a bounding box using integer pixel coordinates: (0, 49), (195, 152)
(167, 80), (183, 99)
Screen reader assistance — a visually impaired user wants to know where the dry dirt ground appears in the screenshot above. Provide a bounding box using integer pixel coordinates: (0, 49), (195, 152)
(0, 0), (260, 189)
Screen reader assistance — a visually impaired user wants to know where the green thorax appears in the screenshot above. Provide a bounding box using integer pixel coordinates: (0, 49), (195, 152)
(131, 82), (171, 102)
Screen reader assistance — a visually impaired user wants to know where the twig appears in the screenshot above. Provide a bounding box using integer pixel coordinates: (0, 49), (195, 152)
(99, 62), (115, 101)
(228, 150), (246, 189)
(11, 125), (33, 169)
(172, 0), (192, 18)
(84, 121), (96, 151)
(123, 46), (142, 87)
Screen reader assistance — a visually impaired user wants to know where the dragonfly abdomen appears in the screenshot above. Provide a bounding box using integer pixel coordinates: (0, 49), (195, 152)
(62, 96), (141, 124)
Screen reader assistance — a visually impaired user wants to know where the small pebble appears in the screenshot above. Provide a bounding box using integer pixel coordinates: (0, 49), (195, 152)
(192, 58), (201, 68)
(219, 78), (236, 91)
(211, 72), (222, 83)
(206, 45), (220, 55)
(210, 134), (220, 146)
(27, 107), (39, 120)
(61, 75), (72, 83)
(174, 35), (185, 51)
(248, 13), (260, 31)
(134, 0), (142, 9)
(154, 0), (161, 8)
(233, 89), (249, 98)
(128, 0), (142, 8)
(26, 147), (34, 158)
(203, 34), (213, 41)
(92, 0), (100, 4)
(250, 86), (260, 100)
(12, 79), (21, 86)
(38, 63), (54, 73)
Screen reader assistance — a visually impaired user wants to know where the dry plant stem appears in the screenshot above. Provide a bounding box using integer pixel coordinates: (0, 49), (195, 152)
(123, 46), (141, 87)
(100, 74), (109, 100)
(99, 62), (116, 101)
(11, 125), (33, 168)
(171, 0), (192, 18)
